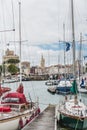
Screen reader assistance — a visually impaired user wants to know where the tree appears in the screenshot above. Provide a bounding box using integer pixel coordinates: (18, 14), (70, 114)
(85, 63), (87, 72)
(0, 65), (2, 76)
(4, 58), (20, 75)
(0, 64), (6, 77)
(7, 64), (19, 75)
(7, 59), (20, 64)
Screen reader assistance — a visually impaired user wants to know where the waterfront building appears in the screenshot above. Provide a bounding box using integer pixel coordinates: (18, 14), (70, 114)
(21, 61), (30, 75)
(3, 49), (19, 75)
(3, 48), (19, 63)
(40, 54), (45, 69)
(3, 49), (30, 76)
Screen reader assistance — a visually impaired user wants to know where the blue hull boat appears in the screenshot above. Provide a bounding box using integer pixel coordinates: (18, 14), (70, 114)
(55, 80), (72, 94)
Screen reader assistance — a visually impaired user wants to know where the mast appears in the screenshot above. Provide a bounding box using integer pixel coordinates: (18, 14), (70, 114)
(71, 0), (76, 80)
(63, 23), (66, 80)
(19, 2), (22, 83)
(70, 0), (78, 95)
(79, 33), (82, 81)
(80, 33), (82, 75)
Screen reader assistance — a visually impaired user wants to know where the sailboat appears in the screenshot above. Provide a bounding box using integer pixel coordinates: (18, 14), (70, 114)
(0, 85), (11, 96)
(0, 84), (11, 96)
(77, 33), (87, 93)
(55, 79), (72, 94)
(0, 2), (40, 130)
(0, 58), (11, 96)
(56, 0), (87, 130)
(55, 24), (72, 95)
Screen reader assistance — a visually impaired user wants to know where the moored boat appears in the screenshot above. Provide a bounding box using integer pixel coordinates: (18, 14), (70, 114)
(77, 77), (87, 94)
(57, 95), (87, 130)
(0, 86), (11, 96)
(0, 83), (40, 130)
(0, 2), (40, 130)
(3, 77), (19, 83)
(56, 0), (87, 129)
(47, 86), (56, 94)
(55, 80), (72, 95)
(45, 80), (53, 86)
(56, 81), (87, 130)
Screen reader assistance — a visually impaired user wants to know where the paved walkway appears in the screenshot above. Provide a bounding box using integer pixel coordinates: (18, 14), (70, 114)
(22, 105), (56, 130)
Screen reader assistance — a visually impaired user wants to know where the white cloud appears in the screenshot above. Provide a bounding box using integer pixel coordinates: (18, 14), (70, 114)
(0, 0), (87, 66)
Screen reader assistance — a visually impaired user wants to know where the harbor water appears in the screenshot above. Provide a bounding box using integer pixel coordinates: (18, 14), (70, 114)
(4, 80), (87, 130)
(5, 80), (64, 111)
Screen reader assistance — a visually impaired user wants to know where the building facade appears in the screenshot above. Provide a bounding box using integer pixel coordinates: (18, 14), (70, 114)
(3, 49), (19, 75)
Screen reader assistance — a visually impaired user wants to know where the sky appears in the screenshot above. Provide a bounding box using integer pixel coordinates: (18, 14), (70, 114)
(0, 0), (87, 66)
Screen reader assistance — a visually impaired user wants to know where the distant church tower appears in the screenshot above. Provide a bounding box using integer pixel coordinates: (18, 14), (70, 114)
(40, 54), (45, 68)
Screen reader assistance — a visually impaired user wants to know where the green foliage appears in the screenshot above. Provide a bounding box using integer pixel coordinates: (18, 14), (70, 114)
(7, 59), (20, 64)
(86, 67), (87, 72)
(85, 63), (87, 66)
(0, 65), (2, 76)
(8, 64), (19, 74)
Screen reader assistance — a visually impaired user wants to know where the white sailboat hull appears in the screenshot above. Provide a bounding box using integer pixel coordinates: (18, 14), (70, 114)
(0, 118), (19, 130)
(0, 108), (40, 130)
(78, 88), (87, 93)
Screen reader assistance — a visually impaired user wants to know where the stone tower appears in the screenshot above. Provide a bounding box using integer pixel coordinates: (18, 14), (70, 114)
(40, 54), (45, 68)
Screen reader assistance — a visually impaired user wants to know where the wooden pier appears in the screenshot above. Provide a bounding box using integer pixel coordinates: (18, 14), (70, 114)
(22, 105), (57, 130)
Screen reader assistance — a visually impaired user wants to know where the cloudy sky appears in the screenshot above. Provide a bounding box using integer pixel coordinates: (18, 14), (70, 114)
(0, 0), (87, 66)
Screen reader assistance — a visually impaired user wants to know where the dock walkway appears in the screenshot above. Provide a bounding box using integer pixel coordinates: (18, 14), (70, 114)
(22, 105), (56, 130)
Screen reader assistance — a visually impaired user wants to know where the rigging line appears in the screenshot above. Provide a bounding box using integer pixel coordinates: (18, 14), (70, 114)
(75, 118), (80, 130)
(0, 29), (15, 32)
(9, 40), (28, 43)
(11, 0), (16, 54)
(67, 0), (71, 41)
(11, 0), (15, 30)
(30, 81), (37, 101)
(39, 102), (53, 105)
(59, 39), (87, 43)
(1, 0), (7, 47)
(75, 0), (85, 28)
(0, 0), (15, 52)
(0, 0), (15, 49)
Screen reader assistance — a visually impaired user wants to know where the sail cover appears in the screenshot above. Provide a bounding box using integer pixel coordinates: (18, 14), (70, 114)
(70, 80), (78, 94)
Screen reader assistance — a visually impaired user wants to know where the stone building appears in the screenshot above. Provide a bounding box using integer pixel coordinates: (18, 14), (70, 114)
(40, 54), (45, 69)
(21, 61), (30, 75)
(3, 49), (19, 75)
(3, 48), (19, 62)
(40, 54), (45, 74)
(3, 49), (30, 76)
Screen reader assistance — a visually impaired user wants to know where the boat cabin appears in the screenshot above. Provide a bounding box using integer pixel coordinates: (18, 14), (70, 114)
(1, 92), (33, 112)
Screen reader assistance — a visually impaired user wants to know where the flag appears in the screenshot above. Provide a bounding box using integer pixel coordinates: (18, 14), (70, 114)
(66, 42), (70, 51)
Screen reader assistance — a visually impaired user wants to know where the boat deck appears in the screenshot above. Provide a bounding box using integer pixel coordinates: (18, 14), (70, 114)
(22, 105), (56, 130)
(59, 99), (87, 118)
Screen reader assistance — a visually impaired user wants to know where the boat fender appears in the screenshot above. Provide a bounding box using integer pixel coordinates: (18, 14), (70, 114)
(37, 108), (40, 114)
(30, 113), (34, 120)
(18, 117), (23, 130)
(35, 108), (40, 116)
(28, 118), (31, 123)
(35, 111), (37, 116)
(25, 118), (29, 125)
